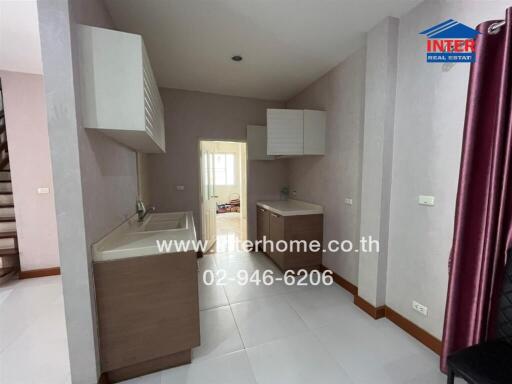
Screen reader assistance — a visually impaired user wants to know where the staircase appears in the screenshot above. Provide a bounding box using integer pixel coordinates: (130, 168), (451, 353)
(0, 86), (19, 284)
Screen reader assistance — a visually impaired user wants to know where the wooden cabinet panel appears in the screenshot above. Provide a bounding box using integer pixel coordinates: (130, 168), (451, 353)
(257, 204), (323, 271)
(93, 251), (199, 374)
(256, 206), (270, 243)
(269, 211), (286, 268)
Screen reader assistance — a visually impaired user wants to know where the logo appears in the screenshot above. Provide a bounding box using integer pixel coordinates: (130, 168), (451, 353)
(420, 19), (480, 63)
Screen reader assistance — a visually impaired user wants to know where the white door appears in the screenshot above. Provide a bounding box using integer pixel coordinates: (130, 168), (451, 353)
(200, 141), (217, 251)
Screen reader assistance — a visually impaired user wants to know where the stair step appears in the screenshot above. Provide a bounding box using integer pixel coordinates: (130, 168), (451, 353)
(0, 231), (16, 239)
(0, 217), (15, 222)
(0, 182), (11, 193)
(0, 269), (18, 284)
(0, 247), (17, 256)
(0, 237), (16, 249)
(0, 221), (16, 232)
(0, 254), (18, 268)
(0, 172), (10, 182)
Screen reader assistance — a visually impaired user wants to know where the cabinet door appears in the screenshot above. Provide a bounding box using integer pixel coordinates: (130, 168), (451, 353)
(247, 125), (275, 160)
(303, 110), (326, 155)
(256, 207), (270, 250)
(267, 109), (303, 155)
(269, 212), (286, 268)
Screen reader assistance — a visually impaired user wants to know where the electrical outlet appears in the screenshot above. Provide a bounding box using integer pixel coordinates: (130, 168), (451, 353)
(412, 301), (428, 316)
(176, 185), (185, 191)
(345, 198), (353, 205)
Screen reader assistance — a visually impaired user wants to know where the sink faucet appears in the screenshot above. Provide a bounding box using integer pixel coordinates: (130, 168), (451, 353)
(136, 200), (155, 222)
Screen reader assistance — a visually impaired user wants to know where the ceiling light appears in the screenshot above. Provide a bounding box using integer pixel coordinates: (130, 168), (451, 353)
(231, 55), (243, 62)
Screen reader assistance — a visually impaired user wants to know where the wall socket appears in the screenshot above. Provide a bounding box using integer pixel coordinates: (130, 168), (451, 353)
(344, 198), (353, 205)
(412, 300), (428, 316)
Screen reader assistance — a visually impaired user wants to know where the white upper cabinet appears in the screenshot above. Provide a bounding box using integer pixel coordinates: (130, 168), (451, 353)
(267, 109), (325, 156)
(267, 109), (303, 155)
(247, 125), (275, 160)
(77, 25), (165, 153)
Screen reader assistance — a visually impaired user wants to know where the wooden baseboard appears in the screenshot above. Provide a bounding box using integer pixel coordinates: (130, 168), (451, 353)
(354, 295), (386, 319)
(321, 264), (442, 355)
(19, 267), (60, 279)
(319, 264), (358, 295)
(385, 306), (442, 355)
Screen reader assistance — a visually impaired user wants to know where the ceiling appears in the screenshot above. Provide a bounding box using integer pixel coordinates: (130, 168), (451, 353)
(0, 0), (42, 75)
(105, 0), (420, 101)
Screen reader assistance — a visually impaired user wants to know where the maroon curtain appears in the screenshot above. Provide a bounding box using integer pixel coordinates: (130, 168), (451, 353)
(441, 9), (512, 371)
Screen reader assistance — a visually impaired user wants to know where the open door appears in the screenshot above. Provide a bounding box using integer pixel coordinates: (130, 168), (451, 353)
(199, 141), (217, 251)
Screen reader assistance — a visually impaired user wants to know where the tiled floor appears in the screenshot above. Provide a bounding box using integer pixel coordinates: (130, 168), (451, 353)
(0, 275), (70, 384)
(123, 251), (463, 384)
(0, 254), (463, 384)
(213, 212), (247, 253)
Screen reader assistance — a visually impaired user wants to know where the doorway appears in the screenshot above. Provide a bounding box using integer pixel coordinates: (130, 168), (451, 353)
(199, 140), (247, 253)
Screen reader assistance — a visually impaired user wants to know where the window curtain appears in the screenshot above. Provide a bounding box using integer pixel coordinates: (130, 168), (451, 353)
(441, 8), (512, 371)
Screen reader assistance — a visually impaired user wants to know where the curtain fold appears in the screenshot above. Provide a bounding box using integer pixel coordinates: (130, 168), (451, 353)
(441, 8), (512, 372)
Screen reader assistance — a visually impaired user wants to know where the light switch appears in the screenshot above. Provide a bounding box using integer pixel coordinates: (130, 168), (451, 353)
(345, 198), (353, 205)
(418, 195), (435, 206)
(176, 185), (185, 191)
(37, 187), (49, 194)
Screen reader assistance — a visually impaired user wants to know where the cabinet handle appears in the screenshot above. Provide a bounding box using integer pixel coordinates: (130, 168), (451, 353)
(259, 208), (265, 213)
(271, 213), (279, 218)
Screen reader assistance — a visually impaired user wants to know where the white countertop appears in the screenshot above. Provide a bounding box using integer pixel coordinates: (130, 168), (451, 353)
(92, 211), (197, 262)
(257, 199), (323, 216)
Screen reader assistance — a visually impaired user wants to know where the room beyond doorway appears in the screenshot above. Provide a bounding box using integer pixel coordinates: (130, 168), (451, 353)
(199, 140), (247, 253)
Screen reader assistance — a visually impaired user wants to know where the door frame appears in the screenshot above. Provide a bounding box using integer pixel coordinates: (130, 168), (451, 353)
(197, 138), (248, 246)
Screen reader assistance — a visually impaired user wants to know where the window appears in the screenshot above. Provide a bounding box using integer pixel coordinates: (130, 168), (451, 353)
(214, 153), (235, 186)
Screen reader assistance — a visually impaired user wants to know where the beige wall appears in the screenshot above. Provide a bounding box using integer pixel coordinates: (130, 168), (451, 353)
(144, 88), (287, 241)
(286, 48), (366, 286)
(0, 70), (59, 271)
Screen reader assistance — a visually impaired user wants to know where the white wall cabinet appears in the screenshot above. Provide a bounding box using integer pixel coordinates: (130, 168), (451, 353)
(77, 25), (165, 153)
(267, 109), (325, 156)
(247, 125), (275, 160)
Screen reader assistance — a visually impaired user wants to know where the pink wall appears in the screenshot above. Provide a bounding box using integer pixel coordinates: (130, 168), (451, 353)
(145, 88), (288, 241)
(0, 70), (59, 270)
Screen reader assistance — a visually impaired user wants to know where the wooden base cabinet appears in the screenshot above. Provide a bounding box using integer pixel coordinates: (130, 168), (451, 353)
(257, 205), (323, 271)
(93, 251), (200, 383)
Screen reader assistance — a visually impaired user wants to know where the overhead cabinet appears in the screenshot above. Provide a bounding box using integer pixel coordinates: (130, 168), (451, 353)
(247, 125), (275, 160)
(77, 25), (165, 153)
(267, 109), (325, 156)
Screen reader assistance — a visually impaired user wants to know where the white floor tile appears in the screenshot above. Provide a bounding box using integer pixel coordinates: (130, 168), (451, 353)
(283, 284), (355, 329)
(120, 371), (162, 384)
(231, 294), (308, 348)
(246, 331), (353, 384)
(0, 287), (70, 384)
(192, 306), (244, 361)
(2, 253), (455, 384)
(161, 350), (257, 384)
(0, 276), (63, 354)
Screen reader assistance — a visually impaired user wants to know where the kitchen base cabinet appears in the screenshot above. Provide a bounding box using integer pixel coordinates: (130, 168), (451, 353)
(93, 251), (199, 383)
(257, 205), (323, 271)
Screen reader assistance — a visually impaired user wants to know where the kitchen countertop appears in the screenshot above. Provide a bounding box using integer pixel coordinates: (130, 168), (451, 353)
(257, 199), (323, 216)
(92, 211), (197, 262)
